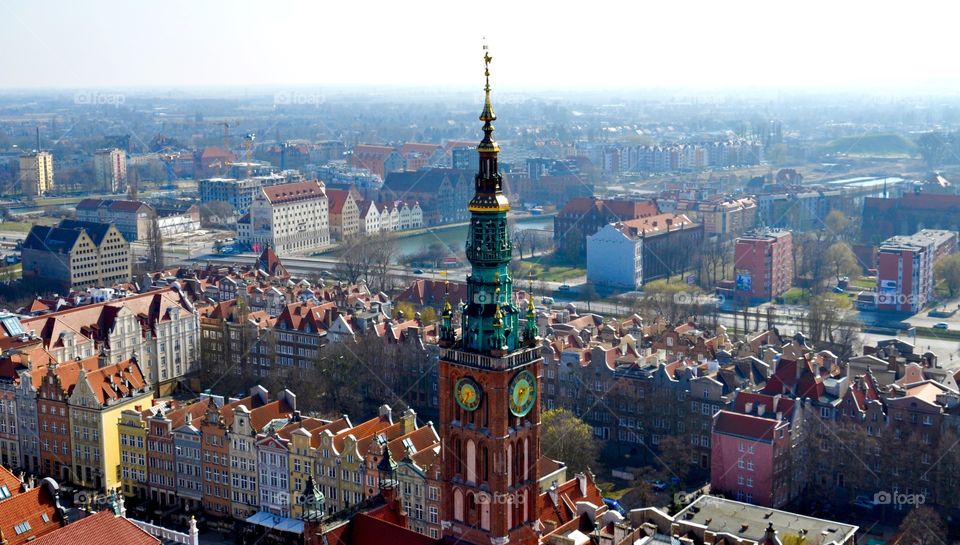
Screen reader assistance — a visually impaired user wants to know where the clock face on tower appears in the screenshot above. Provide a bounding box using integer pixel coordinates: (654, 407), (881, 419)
(455, 377), (482, 412)
(508, 369), (537, 417)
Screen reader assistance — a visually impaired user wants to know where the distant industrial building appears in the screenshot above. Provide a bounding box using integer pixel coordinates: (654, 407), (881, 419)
(863, 188), (960, 242)
(733, 228), (794, 303)
(876, 229), (957, 313)
(93, 148), (127, 193)
(19, 150), (54, 196)
(22, 219), (131, 289)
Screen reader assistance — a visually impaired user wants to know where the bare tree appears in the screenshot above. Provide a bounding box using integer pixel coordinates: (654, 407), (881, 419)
(898, 506), (947, 545)
(140, 214), (164, 273)
(334, 234), (397, 291)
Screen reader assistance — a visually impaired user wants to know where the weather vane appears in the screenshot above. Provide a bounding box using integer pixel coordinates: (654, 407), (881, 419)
(483, 40), (492, 80)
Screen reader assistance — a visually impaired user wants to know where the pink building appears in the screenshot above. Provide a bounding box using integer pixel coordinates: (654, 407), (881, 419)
(733, 228), (793, 302)
(710, 410), (791, 508)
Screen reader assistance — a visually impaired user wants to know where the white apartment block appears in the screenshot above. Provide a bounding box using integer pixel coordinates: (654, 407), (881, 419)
(244, 180), (330, 255)
(19, 151), (54, 196)
(93, 148), (127, 193)
(586, 223), (643, 290)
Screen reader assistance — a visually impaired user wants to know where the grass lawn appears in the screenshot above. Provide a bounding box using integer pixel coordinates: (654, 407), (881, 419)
(849, 277), (876, 290)
(596, 480), (632, 500)
(32, 196), (84, 206)
(780, 287), (808, 305)
(514, 259), (585, 283)
(0, 217), (59, 233)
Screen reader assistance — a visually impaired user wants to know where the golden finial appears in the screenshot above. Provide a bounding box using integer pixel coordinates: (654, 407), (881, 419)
(527, 295), (536, 314)
(480, 42), (496, 123)
(493, 303), (503, 326)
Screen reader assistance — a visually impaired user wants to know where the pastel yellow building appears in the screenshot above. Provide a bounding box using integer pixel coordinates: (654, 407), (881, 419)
(19, 150), (54, 196)
(282, 416), (350, 519)
(119, 403), (166, 499)
(67, 355), (152, 492)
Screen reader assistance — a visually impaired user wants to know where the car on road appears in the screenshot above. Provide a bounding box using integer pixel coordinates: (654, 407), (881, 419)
(832, 286), (845, 294)
(557, 284), (571, 292)
(602, 498), (627, 516)
(541, 296), (554, 305)
(649, 480), (667, 491)
(413, 269), (424, 275)
(933, 322), (949, 330)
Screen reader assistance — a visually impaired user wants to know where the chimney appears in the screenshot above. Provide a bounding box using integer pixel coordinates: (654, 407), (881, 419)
(576, 472), (588, 498)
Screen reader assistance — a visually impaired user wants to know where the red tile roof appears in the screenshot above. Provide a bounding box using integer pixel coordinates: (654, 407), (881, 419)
(538, 473), (605, 532)
(713, 410), (782, 443)
(0, 482), (62, 545)
(327, 189), (352, 215)
(30, 511), (158, 545)
(262, 181), (326, 205)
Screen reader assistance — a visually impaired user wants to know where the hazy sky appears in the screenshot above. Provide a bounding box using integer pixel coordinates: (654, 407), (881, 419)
(0, 0), (954, 91)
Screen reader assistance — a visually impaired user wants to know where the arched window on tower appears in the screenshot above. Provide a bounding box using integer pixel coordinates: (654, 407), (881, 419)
(481, 444), (489, 481)
(466, 492), (478, 527)
(480, 493), (491, 530)
(454, 437), (462, 479)
(454, 488), (464, 522)
(466, 439), (477, 483)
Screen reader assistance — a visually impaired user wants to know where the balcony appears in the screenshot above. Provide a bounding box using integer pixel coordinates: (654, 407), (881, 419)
(440, 347), (540, 370)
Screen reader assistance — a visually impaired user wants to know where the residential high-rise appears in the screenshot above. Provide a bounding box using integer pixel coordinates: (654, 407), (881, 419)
(733, 228), (794, 303)
(437, 50), (544, 545)
(93, 148), (127, 193)
(876, 229), (956, 313)
(19, 150), (54, 196)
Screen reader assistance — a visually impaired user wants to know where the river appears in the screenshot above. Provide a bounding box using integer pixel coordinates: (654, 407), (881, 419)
(395, 215), (553, 258)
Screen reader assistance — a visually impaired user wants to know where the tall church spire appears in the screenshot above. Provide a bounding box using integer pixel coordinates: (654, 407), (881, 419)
(462, 43), (517, 354)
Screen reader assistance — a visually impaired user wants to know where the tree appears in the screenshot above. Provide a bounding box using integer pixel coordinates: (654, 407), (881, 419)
(898, 505), (947, 545)
(935, 254), (960, 297)
(142, 215), (164, 273)
(636, 280), (709, 325)
(540, 408), (599, 475)
(781, 534), (809, 545)
(334, 234), (398, 292)
(656, 435), (693, 483)
(824, 241), (859, 283)
(823, 209), (850, 242)
(580, 282), (598, 313)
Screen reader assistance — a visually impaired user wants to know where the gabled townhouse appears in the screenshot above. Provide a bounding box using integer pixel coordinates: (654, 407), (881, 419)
(283, 415), (351, 520)
(357, 200), (380, 235)
(146, 398), (210, 508)
(315, 405), (395, 514)
(173, 412), (204, 510)
(227, 388), (296, 519)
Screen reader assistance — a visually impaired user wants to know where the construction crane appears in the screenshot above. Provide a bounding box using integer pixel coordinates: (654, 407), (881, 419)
(160, 147), (177, 190)
(244, 132), (256, 177)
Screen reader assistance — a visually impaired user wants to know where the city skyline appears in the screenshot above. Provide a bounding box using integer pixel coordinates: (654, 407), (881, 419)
(1, 0), (957, 92)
